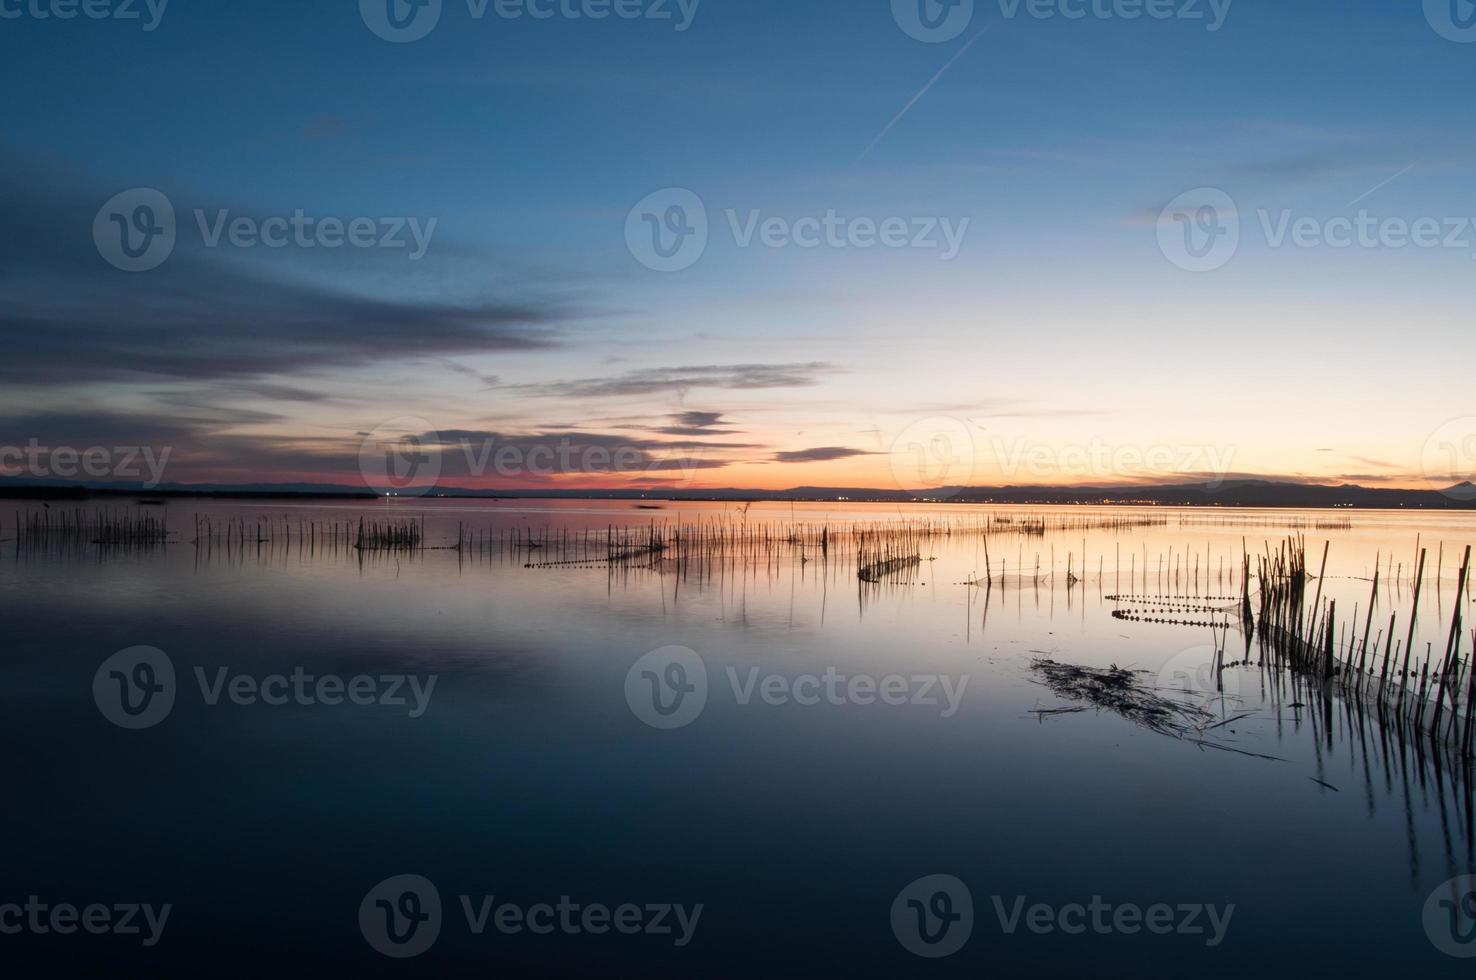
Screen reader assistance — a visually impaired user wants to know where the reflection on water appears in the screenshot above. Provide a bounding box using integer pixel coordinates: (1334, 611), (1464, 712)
(3, 499), (1475, 973)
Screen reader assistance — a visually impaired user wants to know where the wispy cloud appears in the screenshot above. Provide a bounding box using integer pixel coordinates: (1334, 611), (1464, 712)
(773, 447), (877, 464)
(0, 156), (570, 386)
(508, 363), (839, 399)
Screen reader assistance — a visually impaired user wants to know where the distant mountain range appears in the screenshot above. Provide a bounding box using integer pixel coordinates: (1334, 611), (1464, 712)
(2, 477), (1474, 508)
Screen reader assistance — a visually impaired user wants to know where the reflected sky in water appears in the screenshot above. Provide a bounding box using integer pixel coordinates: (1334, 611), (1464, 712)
(2, 500), (1474, 974)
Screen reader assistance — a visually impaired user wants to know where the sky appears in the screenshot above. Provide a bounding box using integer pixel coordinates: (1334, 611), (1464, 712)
(2, 0), (1474, 494)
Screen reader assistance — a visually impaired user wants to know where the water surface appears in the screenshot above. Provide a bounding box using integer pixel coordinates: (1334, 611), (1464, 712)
(3, 499), (1474, 975)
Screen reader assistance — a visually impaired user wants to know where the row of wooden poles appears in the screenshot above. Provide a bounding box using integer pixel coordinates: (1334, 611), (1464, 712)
(30, 511), (1300, 572)
(1254, 535), (1475, 755)
(10, 508), (170, 548)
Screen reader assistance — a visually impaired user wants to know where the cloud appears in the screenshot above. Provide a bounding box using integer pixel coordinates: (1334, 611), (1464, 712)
(437, 359), (502, 387)
(416, 429), (737, 480)
(651, 410), (744, 436)
(508, 363), (839, 399)
(302, 115), (348, 141)
(672, 411), (724, 429)
(0, 154), (568, 387)
(773, 447), (878, 464)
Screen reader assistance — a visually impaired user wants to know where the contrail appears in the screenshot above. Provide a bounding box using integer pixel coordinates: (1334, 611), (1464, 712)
(1347, 162), (1415, 206)
(858, 27), (991, 164)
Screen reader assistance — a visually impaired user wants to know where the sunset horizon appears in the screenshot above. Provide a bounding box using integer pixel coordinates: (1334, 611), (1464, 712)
(4, 3), (1474, 501)
(5, 2), (1476, 976)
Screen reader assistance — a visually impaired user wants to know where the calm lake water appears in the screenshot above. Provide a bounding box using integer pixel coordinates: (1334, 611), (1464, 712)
(3, 498), (1475, 975)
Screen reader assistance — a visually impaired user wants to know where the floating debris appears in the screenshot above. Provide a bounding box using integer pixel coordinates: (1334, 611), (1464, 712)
(1029, 658), (1282, 760)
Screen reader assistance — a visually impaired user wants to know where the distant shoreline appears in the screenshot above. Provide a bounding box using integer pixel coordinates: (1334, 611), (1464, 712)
(1, 481), (1473, 510)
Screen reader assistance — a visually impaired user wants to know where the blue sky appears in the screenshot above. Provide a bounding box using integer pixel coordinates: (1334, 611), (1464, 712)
(2, 1), (1474, 491)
